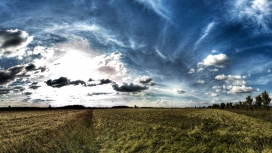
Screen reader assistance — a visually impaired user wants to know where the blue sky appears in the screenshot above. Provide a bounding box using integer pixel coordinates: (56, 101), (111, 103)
(0, 0), (271, 107)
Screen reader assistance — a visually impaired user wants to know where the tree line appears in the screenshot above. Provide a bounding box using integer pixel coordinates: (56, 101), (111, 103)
(208, 91), (271, 110)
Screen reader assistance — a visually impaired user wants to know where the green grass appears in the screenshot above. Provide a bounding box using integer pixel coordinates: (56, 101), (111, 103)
(3, 108), (272, 152)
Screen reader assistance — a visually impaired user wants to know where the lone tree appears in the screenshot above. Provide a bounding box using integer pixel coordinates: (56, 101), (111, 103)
(255, 95), (262, 108)
(262, 91), (271, 106)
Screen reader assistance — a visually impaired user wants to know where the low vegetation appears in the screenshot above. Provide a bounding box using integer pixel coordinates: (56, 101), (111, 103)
(3, 105), (272, 152)
(0, 109), (95, 152)
(93, 108), (272, 152)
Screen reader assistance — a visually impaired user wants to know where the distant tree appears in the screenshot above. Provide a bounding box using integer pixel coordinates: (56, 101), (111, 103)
(255, 95), (262, 109)
(220, 103), (226, 109)
(245, 95), (253, 106)
(262, 91), (271, 108)
(234, 103), (239, 109)
(226, 103), (230, 109)
(211, 104), (219, 109)
(229, 102), (233, 109)
(239, 101), (243, 109)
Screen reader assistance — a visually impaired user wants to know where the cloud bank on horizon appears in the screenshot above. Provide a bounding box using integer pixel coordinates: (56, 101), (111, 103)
(0, 0), (271, 107)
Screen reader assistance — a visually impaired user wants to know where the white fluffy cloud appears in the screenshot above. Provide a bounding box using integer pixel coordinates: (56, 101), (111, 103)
(211, 93), (219, 97)
(96, 51), (127, 77)
(215, 74), (246, 85)
(198, 53), (229, 68)
(188, 69), (195, 74)
(209, 68), (219, 72)
(227, 85), (254, 94)
(197, 80), (205, 84)
(212, 85), (253, 94)
(173, 89), (185, 94)
(212, 86), (223, 93)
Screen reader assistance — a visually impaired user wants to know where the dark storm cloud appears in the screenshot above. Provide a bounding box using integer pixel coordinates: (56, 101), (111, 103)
(0, 85), (26, 95)
(99, 79), (112, 85)
(70, 80), (86, 86)
(0, 29), (33, 54)
(87, 92), (110, 96)
(112, 83), (148, 92)
(25, 63), (36, 71)
(0, 88), (11, 94)
(135, 76), (156, 86)
(0, 65), (24, 85)
(45, 77), (87, 88)
(29, 84), (41, 90)
(138, 76), (152, 84)
(13, 86), (25, 91)
(23, 92), (32, 95)
(45, 77), (69, 88)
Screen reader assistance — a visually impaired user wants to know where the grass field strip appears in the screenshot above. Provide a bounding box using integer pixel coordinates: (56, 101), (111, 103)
(2, 109), (272, 152)
(0, 110), (87, 148)
(92, 109), (272, 152)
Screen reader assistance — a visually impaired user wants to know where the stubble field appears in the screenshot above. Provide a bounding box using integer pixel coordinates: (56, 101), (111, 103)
(2, 108), (272, 152)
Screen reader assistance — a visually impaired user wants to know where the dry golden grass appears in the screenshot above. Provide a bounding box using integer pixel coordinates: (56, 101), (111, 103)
(3, 108), (272, 152)
(0, 109), (95, 153)
(93, 108), (272, 153)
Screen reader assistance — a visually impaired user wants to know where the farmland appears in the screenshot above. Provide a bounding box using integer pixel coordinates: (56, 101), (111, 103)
(93, 109), (272, 152)
(2, 108), (272, 152)
(0, 109), (95, 153)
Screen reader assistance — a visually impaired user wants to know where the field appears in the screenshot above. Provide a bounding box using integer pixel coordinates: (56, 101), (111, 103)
(2, 108), (272, 152)
(0, 109), (95, 153)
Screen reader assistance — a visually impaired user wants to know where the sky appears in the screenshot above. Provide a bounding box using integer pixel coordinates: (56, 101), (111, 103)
(0, 0), (272, 107)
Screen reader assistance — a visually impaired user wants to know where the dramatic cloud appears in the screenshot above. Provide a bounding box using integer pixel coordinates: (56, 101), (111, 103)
(0, 87), (11, 95)
(29, 82), (41, 89)
(87, 92), (110, 96)
(197, 80), (205, 84)
(134, 76), (156, 86)
(96, 51), (126, 77)
(25, 63), (36, 71)
(45, 77), (114, 88)
(173, 89), (185, 94)
(23, 92), (32, 95)
(112, 83), (148, 92)
(99, 79), (112, 85)
(198, 54), (229, 68)
(0, 65), (24, 85)
(45, 77), (69, 88)
(0, 29), (33, 55)
(215, 74), (246, 85)
(70, 80), (86, 86)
